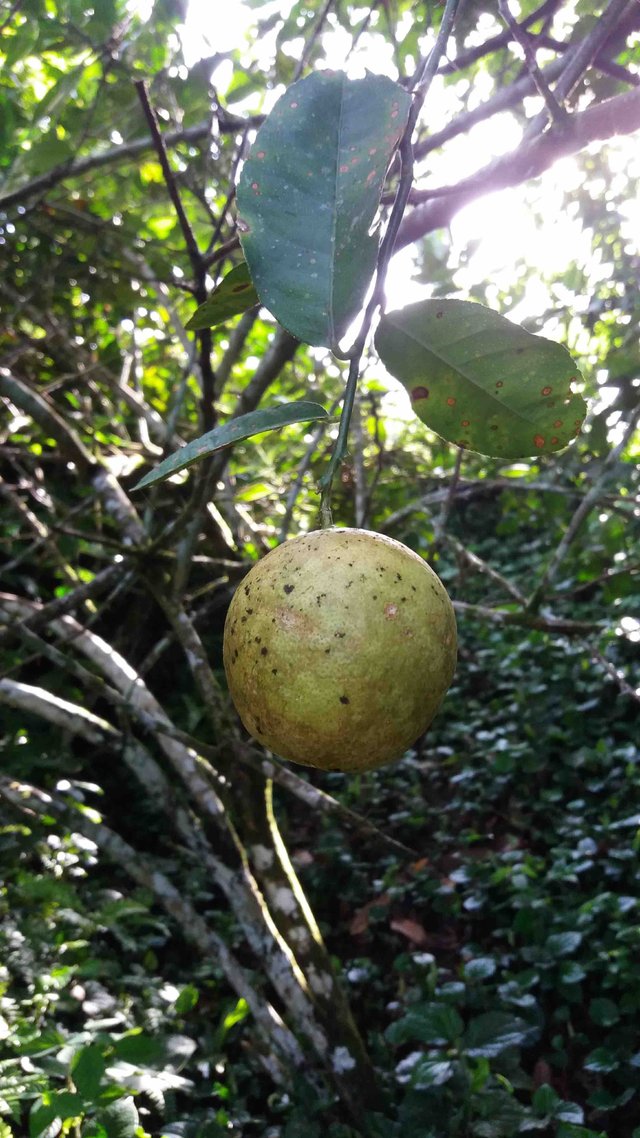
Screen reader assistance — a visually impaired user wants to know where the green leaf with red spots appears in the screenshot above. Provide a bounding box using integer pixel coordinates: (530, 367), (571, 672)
(132, 400), (329, 490)
(376, 299), (587, 459)
(185, 263), (259, 330)
(237, 71), (411, 348)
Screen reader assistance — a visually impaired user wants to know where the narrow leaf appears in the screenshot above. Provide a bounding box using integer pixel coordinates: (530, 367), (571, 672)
(133, 401), (328, 490)
(237, 70), (411, 347)
(185, 263), (259, 330)
(376, 299), (587, 459)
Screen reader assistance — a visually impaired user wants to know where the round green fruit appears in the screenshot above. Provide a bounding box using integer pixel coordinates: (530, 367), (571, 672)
(223, 527), (457, 772)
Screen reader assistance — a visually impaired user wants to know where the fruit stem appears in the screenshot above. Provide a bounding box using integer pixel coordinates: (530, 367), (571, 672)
(318, 354), (360, 526)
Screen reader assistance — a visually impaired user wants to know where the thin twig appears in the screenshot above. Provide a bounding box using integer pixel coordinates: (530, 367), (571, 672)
(319, 355), (361, 524)
(293, 0), (335, 81)
(498, 0), (570, 125)
(433, 449), (463, 545)
(352, 390), (367, 529)
(453, 601), (604, 636)
(279, 395), (341, 540)
(527, 405), (640, 611)
(134, 81), (202, 271)
(521, 0), (635, 143)
(318, 0), (463, 516)
(443, 534), (527, 604)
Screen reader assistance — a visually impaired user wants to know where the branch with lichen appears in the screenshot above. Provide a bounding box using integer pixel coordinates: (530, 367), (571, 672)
(0, 774), (302, 1085)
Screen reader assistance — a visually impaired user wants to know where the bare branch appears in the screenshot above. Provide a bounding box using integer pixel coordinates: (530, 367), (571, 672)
(527, 404), (640, 610)
(0, 112), (262, 215)
(397, 87), (640, 248)
(444, 532), (527, 605)
(498, 0), (570, 126)
(0, 775), (304, 1083)
(0, 677), (119, 742)
(591, 647), (640, 704)
(453, 601), (604, 635)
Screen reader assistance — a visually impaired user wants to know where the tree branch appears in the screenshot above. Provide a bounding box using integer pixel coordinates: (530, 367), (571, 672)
(0, 111), (262, 215)
(526, 404), (640, 610)
(396, 86), (640, 248)
(0, 775), (304, 1084)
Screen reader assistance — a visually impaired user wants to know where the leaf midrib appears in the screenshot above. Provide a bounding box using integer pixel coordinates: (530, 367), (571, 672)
(389, 322), (573, 426)
(328, 75), (348, 347)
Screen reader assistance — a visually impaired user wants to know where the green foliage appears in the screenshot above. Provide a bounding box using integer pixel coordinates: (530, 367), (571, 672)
(1, 1), (639, 1137)
(376, 299), (587, 458)
(134, 401), (329, 489)
(237, 70), (410, 347)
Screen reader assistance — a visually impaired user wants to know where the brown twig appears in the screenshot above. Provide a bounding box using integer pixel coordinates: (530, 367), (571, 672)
(434, 449), (464, 545)
(498, 0), (570, 126)
(134, 80), (216, 435)
(527, 404), (640, 611)
(591, 647), (640, 705)
(396, 86), (640, 247)
(293, 0), (335, 81)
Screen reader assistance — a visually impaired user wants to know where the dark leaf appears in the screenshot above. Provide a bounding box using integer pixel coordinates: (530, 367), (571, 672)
(95, 1096), (139, 1138)
(583, 1046), (619, 1073)
(237, 70), (410, 346)
(589, 997), (620, 1026)
(545, 931), (583, 957)
(113, 1031), (163, 1065)
(71, 1043), (106, 1100)
(464, 1012), (535, 1058)
(386, 1002), (463, 1046)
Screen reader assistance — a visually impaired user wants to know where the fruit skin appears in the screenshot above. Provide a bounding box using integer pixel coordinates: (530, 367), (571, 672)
(223, 527), (457, 773)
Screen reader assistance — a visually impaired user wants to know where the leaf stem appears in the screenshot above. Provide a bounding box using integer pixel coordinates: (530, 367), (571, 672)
(319, 0), (463, 523)
(318, 354), (360, 526)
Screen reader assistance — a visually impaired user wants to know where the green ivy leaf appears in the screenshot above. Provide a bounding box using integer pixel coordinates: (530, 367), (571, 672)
(409, 1058), (456, 1088)
(589, 997), (620, 1026)
(237, 70), (410, 347)
(545, 930), (583, 957)
(30, 1092), (84, 1137)
(185, 264), (259, 330)
(133, 400), (329, 490)
(71, 1043), (106, 1100)
(385, 1002), (463, 1046)
(175, 983), (199, 1015)
(375, 299), (587, 458)
(555, 1102), (585, 1124)
(29, 1103), (58, 1138)
(463, 956), (496, 980)
(113, 1030), (163, 1065)
(463, 1012), (534, 1058)
(533, 1083), (560, 1115)
(583, 1046), (619, 1073)
(556, 1127), (607, 1138)
(95, 1096), (139, 1138)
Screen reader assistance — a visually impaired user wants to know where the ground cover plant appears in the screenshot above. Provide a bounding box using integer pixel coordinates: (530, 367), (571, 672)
(1, 1), (639, 1135)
